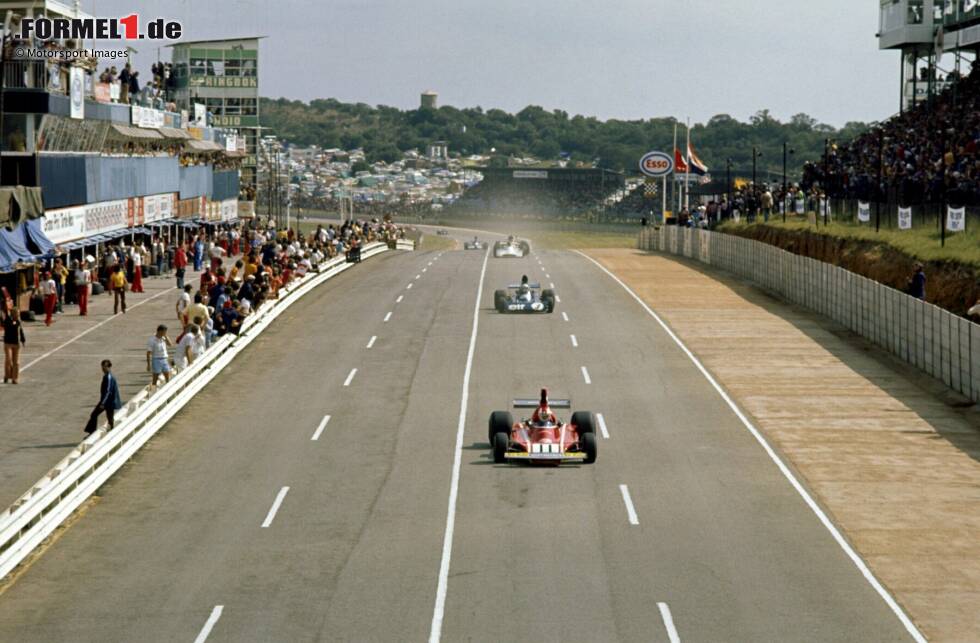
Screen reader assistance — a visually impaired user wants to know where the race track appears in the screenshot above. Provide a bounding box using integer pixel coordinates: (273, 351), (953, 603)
(0, 234), (915, 642)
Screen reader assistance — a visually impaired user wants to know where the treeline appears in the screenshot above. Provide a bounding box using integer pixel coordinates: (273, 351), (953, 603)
(259, 97), (869, 178)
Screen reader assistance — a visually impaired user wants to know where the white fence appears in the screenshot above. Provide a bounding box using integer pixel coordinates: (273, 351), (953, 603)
(639, 227), (980, 404)
(0, 240), (413, 581)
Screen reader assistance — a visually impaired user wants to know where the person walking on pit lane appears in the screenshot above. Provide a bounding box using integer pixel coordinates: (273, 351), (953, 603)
(40, 271), (57, 326)
(84, 359), (122, 434)
(75, 260), (91, 316)
(110, 264), (128, 314)
(174, 243), (187, 289)
(2, 307), (25, 384)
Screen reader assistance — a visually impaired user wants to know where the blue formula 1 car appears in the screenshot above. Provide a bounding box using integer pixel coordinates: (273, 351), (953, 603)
(494, 276), (556, 314)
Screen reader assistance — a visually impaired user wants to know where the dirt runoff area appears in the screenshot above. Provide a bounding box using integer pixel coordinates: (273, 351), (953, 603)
(587, 248), (980, 642)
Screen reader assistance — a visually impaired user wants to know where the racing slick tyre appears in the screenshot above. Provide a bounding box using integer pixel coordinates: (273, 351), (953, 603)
(488, 411), (513, 445)
(541, 289), (556, 313)
(493, 432), (510, 463)
(494, 289), (508, 313)
(582, 432), (598, 464)
(571, 411), (595, 435)
(519, 241), (530, 256)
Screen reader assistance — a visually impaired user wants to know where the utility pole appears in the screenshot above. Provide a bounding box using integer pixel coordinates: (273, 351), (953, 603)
(876, 128), (883, 233)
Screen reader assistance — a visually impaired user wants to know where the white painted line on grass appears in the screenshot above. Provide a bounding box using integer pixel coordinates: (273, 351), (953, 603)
(597, 413), (609, 439)
(261, 487), (290, 528)
(384, 312), (393, 323)
(658, 602), (681, 643)
(619, 484), (639, 525)
(366, 335), (377, 349)
(581, 366), (591, 384)
(194, 605), (224, 643)
(561, 312), (569, 322)
(311, 415), (332, 441)
(396, 295), (404, 303)
(429, 246), (491, 643)
(343, 368), (358, 386)
(575, 250), (926, 643)
(570, 334), (578, 347)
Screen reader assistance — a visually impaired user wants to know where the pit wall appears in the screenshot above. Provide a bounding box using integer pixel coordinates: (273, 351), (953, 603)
(638, 226), (980, 404)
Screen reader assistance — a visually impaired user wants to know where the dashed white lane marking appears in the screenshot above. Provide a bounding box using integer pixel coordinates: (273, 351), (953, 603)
(407, 283), (413, 290)
(575, 250), (926, 643)
(597, 413), (610, 439)
(343, 368), (358, 386)
(384, 312), (393, 322)
(429, 247), (491, 643)
(416, 274), (421, 280)
(428, 262), (433, 266)
(366, 335), (377, 349)
(261, 486), (290, 528)
(21, 286), (173, 372)
(423, 268), (427, 273)
(193, 605), (224, 643)
(396, 295), (404, 303)
(312, 415), (332, 441)
(555, 295), (561, 303)
(581, 366), (591, 384)
(658, 602), (681, 643)
(549, 282), (555, 288)
(570, 334), (578, 347)
(561, 312), (569, 322)
(619, 484), (639, 525)
(546, 274), (551, 279)
(540, 267), (546, 272)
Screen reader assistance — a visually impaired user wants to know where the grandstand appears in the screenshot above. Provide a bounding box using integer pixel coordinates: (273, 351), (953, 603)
(449, 167), (624, 218)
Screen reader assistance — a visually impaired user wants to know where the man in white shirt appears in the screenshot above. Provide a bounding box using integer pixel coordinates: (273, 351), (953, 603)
(174, 324), (199, 371)
(175, 284), (192, 323)
(146, 324), (173, 386)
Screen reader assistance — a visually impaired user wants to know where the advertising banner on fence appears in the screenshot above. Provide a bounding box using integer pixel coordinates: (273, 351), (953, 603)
(898, 207), (912, 230)
(42, 206), (86, 244)
(70, 67), (84, 120)
(946, 206), (966, 232)
(858, 201), (871, 222)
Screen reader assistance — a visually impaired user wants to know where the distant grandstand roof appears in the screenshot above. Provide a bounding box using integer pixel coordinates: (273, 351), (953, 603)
(167, 36), (266, 48)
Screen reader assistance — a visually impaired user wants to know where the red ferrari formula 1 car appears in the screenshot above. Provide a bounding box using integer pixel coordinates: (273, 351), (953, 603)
(488, 389), (597, 465)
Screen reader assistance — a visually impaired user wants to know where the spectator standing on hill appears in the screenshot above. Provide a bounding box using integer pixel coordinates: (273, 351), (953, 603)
(146, 325), (173, 387)
(84, 360), (122, 434)
(908, 263), (926, 300)
(118, 64), (130, 103)
(3, 308), (25, 384)
(129, 71), (140, 101)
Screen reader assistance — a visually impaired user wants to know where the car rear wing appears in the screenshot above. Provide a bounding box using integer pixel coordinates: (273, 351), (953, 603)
(507, 283), (541, 289)
(512, 398), (571, 408)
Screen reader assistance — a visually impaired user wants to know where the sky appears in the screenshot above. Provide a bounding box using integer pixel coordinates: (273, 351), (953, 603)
(87, 0), (899, 127)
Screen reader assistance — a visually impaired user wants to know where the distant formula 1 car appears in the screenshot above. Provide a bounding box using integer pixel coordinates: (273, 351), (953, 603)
(493, 236), (531, 258)
(464, 237), (486, 250)
(494, 276), (555, 313)
(488, 389), (597, 465)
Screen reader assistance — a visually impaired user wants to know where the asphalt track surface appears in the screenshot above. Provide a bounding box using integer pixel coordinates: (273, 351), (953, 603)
(0, 233), (915, 642)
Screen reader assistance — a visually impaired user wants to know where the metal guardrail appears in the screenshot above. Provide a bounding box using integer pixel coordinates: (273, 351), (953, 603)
(639, 227), (980, 404)
(0, 239), (413, 580)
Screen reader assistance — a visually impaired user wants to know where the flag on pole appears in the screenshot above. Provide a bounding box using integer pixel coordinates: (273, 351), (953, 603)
(673, 148), (689, 174)
(686, 141), (709, 176)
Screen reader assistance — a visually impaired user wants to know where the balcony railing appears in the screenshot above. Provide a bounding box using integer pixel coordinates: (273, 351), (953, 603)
(1, 60), (67, 94)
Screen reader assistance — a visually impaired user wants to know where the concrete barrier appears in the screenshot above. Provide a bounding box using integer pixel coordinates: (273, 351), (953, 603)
(640, 227), (979, 404)
(0, 240), (414, 581)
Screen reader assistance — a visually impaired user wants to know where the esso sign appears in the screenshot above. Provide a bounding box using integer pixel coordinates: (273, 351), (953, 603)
(639, 151), (673, 178)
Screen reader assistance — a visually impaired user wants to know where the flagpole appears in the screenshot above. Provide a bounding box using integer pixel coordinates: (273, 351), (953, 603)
(673, 121), (679, 216)
(685, 117), (691, 213)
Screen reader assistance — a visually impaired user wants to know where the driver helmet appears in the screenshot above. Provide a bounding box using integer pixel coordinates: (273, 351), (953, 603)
(508, 235), (515, 243)
(533, 405), (556, 427)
